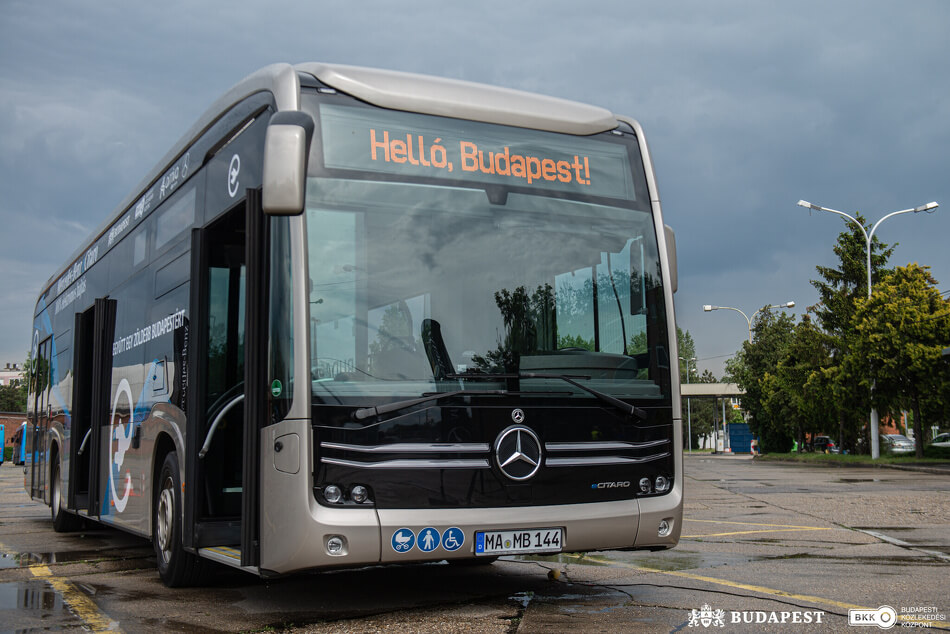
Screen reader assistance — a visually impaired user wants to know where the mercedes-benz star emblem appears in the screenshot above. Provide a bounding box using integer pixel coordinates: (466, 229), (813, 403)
(511, 408), (525, 424)
(494, 425), (542, 481)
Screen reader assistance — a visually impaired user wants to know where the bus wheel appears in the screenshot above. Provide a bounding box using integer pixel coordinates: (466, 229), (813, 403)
(154, 452), (208, 587)
(51, 462), (81, 532)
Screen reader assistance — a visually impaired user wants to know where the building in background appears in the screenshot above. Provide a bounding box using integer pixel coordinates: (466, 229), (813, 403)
(1, 363), (27, 460)
(0, 362), (24, 387)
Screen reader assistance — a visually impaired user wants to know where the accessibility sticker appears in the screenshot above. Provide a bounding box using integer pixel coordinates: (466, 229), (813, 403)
(418, 527), (440, 552)
(391, 528), (415, 553)
(441, 527), (464, 552)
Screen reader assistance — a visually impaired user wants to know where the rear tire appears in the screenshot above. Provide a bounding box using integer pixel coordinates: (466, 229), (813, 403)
(51, 462), (82, 532)
(154, 451), (209, 587)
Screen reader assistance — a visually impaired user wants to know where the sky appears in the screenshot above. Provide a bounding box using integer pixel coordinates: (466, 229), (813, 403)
(1, 0), (948, 377)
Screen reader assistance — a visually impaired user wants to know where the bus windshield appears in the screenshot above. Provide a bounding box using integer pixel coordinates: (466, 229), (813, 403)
(303, 97), (671, 404)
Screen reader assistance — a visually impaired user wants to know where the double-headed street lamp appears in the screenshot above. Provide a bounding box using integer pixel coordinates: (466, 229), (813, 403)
(797, 199), (939, 459)
(703, 302), (796, 343)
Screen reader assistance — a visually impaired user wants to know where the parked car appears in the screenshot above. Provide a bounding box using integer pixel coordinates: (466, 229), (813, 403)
(810, 436), (839, 453)
(881, 434), (915, 455)
(930, 432), (950, 448)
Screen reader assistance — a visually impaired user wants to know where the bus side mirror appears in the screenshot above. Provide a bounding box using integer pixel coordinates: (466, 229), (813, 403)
(262, 111), (314, 216)
(664, 224), (677, 294)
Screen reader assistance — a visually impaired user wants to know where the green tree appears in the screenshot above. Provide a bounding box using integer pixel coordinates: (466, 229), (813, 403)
(771, 316), (836, 450)
(810, 215), (895, 452)
(675, 327), (705, 449)
(676, 327), (697, 384)
(730, 308), (797, 452)
(0, 356), (30, 412)
(686, 369), (720, 449)
(0, 383), (27, 412)
(848, 264), (950, 457)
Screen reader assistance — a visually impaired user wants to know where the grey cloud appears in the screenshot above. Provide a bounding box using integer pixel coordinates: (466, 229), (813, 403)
(0, 0), (947, 374)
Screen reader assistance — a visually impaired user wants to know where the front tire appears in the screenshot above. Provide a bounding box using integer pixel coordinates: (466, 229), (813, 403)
(154, 451), (209, 587)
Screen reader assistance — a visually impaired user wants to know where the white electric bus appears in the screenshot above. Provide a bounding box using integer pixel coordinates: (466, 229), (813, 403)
(26, 63), (683, 586)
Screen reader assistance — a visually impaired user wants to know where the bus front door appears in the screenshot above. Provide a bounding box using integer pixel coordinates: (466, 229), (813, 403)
(69, 299), (115, 515)
(30, 337), (52, 502)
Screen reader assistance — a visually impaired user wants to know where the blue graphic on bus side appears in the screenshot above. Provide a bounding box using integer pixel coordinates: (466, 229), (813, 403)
(391, 528), (415, 553)
(418, 527), (440, 552)
(442, 527), (464, 552)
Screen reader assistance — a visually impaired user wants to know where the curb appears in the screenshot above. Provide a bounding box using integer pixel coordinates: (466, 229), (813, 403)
(750, 457), (950, 475)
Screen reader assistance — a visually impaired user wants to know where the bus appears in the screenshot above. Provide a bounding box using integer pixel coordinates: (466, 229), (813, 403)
(12, 422), (27, 465)
(25, 62), (683, 586)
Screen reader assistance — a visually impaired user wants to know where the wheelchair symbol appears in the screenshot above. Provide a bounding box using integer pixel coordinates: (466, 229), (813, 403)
(441, 527), (464, 551)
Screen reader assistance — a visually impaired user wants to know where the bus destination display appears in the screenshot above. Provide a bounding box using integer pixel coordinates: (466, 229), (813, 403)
(320, 104), (637, 201)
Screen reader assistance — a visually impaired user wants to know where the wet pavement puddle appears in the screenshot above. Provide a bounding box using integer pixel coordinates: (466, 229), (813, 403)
(0, 579), (83, 632)
(515, 549), (766, 572)
(0, 548), (147, 569)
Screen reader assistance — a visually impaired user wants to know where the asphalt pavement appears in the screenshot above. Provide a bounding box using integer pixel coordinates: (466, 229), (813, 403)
(1, 454), (947, 632)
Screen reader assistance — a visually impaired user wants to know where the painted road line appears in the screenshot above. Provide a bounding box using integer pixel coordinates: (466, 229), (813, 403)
(30, 565), (120, 632)
(681, 518), (832, 539)
(856, 528), (950, 563)
(558, 553), (950, 629)
(682, 527), (833, 538)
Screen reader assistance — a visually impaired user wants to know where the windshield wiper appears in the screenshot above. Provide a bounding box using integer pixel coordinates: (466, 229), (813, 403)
(446, 372), (648, 422)
(352, 389), (509, 422)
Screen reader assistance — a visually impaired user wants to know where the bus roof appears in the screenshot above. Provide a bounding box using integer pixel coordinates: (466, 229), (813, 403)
(43, 63), (625, 300)
(299, 63), (617, 136)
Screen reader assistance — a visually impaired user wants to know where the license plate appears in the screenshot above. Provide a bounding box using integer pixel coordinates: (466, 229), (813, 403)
(475, 527), (563, 555)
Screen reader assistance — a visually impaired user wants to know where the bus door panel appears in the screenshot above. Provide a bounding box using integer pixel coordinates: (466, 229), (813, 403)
(84, 297), (116, 516)
(242, 187), (267, 568)
(70, 306), (96, 511)
(30, 336), (52, 502)
(187, 202), (248, 551)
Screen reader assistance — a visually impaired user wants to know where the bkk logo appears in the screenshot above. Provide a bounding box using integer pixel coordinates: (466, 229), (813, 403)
(109, 379), (135, 513)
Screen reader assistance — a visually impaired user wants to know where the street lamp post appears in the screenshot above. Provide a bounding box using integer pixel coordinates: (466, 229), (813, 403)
(679, 356), (696, 452)
(797, 199), (939, 459)
(703, 302), (796, 343)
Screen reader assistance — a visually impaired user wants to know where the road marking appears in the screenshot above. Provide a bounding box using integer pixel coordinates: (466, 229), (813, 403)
(855, 529), (950, 563)
(682, 518), (832, 538)
(558, 553), (950, 629)
(29, 565), (120, 632)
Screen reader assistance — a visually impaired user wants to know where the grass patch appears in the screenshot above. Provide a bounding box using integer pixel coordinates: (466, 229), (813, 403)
(756, 451), (949, 466)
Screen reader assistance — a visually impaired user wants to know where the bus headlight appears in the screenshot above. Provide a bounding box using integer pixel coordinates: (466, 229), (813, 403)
(323, 485), (343, 504)
(350, 485), (369, 504)
(654, 476), (670, 493)
(639, 477), (651, 493)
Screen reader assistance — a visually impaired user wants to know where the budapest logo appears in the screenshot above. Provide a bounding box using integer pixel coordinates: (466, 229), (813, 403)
(689, 605), (825, 627)
(688, 604), (726, 628)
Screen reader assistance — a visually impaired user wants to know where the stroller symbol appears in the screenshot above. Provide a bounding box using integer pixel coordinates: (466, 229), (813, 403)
(392, 529), (415, 552)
